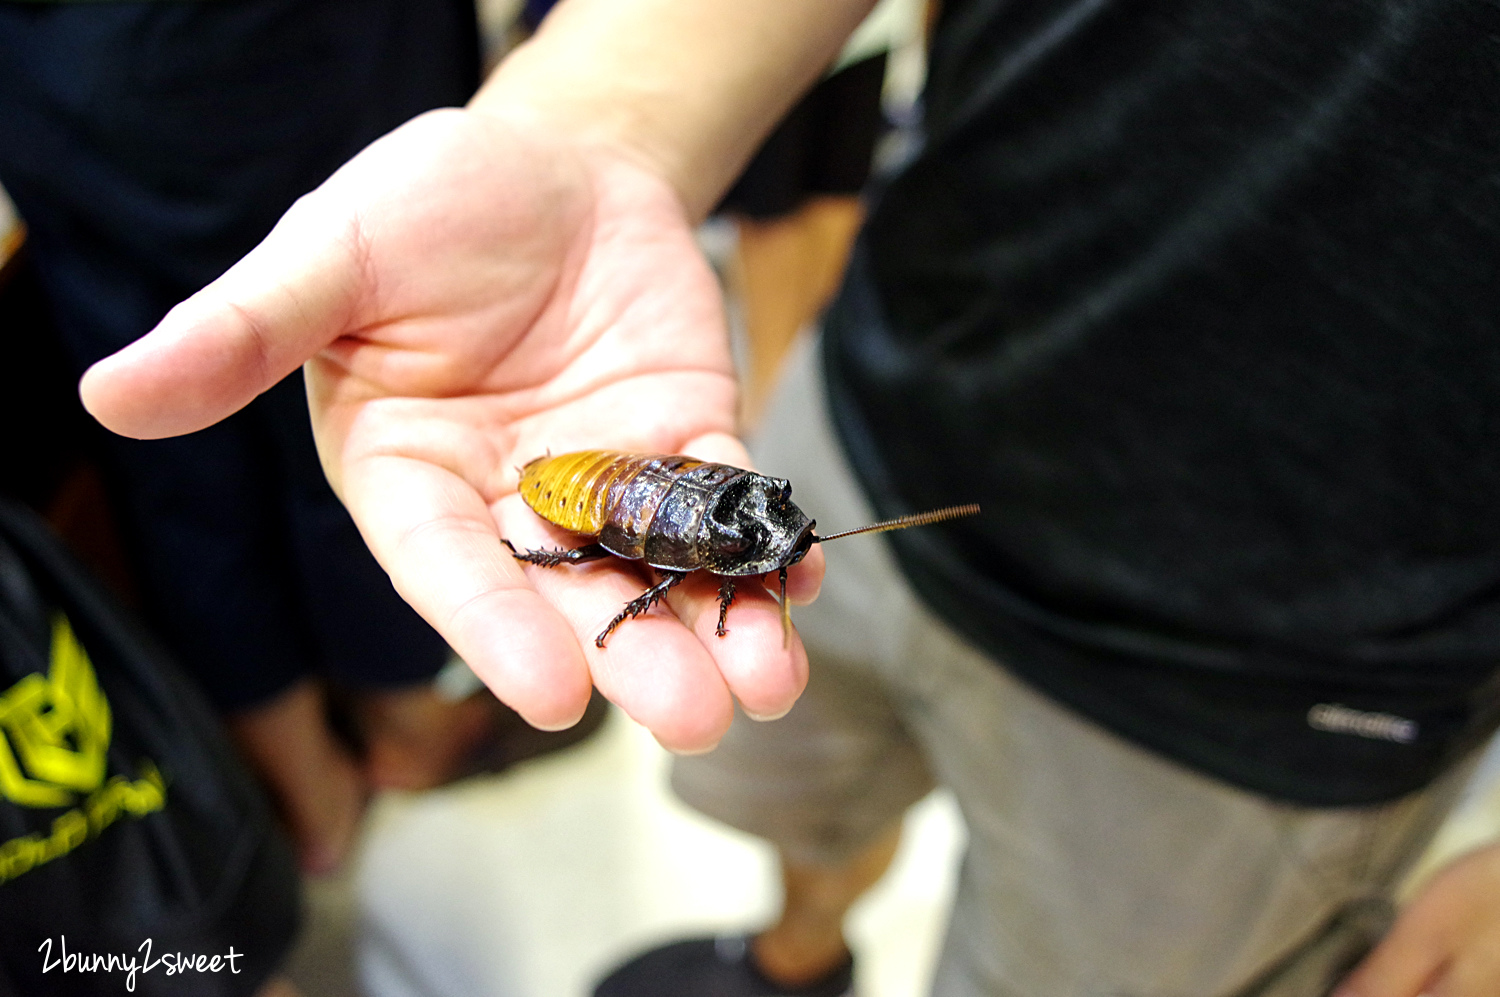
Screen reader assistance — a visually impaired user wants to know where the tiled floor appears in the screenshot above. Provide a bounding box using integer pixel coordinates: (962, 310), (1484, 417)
(286, 704), (1500, 997)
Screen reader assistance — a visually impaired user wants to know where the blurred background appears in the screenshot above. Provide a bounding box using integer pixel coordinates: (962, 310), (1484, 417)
(3, 1), (1498, 994)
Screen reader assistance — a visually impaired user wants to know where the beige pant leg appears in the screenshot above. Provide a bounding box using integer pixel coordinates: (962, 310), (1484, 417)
(905, 623), (1472, 997)
(687, 336), (1477, 997)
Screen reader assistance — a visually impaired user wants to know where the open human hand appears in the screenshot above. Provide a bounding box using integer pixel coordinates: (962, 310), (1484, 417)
(79, 107), (823, 751)
(1333, 839), (1500, 997)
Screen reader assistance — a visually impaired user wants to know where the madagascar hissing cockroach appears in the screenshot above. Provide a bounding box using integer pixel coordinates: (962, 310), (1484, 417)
(502, 450), (979, 647)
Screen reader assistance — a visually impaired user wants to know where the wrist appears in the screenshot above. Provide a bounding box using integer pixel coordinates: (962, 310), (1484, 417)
(467, 0), (878, 220)
(471, 31), (756, 222)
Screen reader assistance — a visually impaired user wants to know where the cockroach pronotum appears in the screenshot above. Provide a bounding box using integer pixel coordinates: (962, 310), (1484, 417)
(502, 451), (979, 647)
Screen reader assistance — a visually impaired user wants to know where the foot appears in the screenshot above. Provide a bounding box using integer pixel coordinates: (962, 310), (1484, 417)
(227, 680), (369, 876)
(358, 681), (611, 791)
(254, 976), (303, 997)
(753, 928), (856, 990)
(593, 935), (854, 997)
(357, 682), (499, 791)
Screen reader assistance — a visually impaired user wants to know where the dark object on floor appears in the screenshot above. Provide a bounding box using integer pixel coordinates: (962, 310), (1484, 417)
(593, 935), (854, 997)
(0, 498), (300, 996)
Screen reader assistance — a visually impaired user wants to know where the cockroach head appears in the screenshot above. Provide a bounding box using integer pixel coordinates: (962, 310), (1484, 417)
(699, 472), (815, 576)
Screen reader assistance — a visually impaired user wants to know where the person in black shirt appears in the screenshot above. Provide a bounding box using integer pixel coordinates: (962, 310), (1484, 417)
(74, 1), (1500, 995)
(0, 0), (603, 878)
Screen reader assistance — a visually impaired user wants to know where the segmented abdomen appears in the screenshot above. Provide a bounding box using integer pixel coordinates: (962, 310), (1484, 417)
(518, 451), (746, 568)
(518, 451), (682, 535)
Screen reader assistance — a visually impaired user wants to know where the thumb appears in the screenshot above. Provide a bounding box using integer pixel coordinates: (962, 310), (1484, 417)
(80, 191), (367, 439)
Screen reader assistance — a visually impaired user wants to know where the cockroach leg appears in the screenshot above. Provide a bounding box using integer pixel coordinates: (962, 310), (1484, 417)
(502, 540), (611, 568)
(596, 570), (688, 648)
(715, 578), (737, 637)
(779, 567), (791, 648)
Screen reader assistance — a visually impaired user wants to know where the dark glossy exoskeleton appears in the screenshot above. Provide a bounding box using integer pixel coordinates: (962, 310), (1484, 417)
(503, 451), (978, 648)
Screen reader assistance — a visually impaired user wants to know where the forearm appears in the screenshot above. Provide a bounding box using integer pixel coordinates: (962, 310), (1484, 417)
(472, 0), (878, 219)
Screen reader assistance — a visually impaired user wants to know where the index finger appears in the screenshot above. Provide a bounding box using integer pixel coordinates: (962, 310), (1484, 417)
(342, 449), (595, 730)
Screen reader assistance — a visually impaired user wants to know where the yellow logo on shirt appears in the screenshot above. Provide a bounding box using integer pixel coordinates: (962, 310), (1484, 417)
(0, 614), (166, 884)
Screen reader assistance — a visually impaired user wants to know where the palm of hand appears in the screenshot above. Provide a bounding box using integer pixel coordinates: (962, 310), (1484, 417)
(83, 109), (815, 749)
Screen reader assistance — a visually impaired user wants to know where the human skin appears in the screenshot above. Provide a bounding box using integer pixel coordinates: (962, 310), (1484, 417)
(1333, 839), (1500, 997)
(80, 0), (875, 751)
(74, 0), (1499, 992)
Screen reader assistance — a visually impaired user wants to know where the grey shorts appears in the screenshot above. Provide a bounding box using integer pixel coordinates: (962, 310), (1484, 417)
(671, 338), (1476, 997)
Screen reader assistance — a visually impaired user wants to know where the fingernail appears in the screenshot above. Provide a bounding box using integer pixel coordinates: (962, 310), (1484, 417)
(671, 739), (722, 757)
(745, 705), (791, 722)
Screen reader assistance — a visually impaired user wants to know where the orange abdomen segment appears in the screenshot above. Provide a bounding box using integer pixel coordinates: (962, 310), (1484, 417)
(518, 451), (703, 537)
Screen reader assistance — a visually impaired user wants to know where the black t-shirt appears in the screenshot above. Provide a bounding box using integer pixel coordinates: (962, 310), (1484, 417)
(825, 0), (1500, 804)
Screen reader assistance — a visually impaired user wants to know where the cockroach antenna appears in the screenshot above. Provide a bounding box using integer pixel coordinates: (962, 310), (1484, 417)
(813, 504), (982, 544)
(779, 567), (792, 648)
(774, 504), (981, 646)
